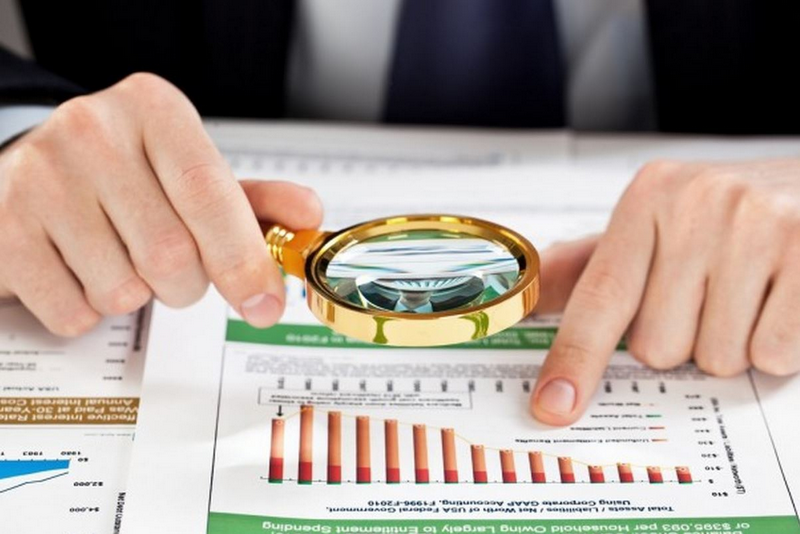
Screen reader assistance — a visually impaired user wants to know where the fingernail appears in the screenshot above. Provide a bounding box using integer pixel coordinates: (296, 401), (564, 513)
(240, 293), (283, 327)
(536, 379), (576, 416)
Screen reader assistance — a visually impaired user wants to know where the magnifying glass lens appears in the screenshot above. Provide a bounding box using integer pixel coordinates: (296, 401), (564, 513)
(264, 214), (538, 346)
(324, 229), (520, 314)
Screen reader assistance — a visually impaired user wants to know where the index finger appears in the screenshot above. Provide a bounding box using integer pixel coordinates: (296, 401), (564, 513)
(531, 179), (656, 425)
(127, 75), (285, 326)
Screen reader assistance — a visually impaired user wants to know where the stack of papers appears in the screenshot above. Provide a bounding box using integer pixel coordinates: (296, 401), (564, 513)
(2, 122), (800, 534)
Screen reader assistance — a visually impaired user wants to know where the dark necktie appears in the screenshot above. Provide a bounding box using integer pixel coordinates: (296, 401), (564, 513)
(384, 0), (565, 128)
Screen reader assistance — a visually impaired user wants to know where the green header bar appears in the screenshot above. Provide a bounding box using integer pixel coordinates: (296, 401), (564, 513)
(226, 320), (569, 350)
(208, 512), (800, 534)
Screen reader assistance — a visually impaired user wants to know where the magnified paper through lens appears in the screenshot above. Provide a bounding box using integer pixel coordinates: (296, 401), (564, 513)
(324, 230), (521, 313)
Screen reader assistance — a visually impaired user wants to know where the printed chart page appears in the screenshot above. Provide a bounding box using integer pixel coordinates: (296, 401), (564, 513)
(0, 303), (147, 534)
(212, 313), (798, 533)
(123, 156), (799, 534)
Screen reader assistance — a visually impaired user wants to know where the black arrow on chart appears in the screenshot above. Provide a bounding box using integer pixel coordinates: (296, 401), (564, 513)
(276, 405), (284, 417)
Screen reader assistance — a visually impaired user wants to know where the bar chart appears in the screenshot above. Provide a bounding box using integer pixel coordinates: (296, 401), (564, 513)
(207, 343), (799, 529)
(265, 405), (693, 486)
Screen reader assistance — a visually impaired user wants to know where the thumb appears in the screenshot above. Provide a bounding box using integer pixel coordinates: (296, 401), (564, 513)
(535, 235), (600, 314)
(240, 180), (324, 230)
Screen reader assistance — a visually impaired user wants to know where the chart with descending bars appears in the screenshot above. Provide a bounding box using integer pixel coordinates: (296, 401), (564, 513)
(265, 405), (695, 487)
(207, 333), (800, 532)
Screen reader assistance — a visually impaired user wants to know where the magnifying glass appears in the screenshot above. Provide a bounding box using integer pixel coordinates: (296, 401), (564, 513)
(264, 215), (539, 347)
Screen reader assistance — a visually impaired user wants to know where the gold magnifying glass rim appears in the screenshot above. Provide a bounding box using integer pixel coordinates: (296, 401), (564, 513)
(301, 214), (539, 347)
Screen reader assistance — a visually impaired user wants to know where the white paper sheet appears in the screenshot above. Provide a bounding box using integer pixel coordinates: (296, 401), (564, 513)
(0, 304), (147, 534)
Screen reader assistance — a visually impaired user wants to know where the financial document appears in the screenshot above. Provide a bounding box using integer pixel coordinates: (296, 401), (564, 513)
(3, 121), (800, 534)
(0, 304), (147, 534)
(120, 123), (800, 534)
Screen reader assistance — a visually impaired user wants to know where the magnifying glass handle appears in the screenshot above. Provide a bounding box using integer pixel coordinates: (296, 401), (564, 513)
(263, 224), (330, 280)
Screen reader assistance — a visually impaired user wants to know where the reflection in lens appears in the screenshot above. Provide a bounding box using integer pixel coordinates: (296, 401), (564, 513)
(324, 230), (520, 313)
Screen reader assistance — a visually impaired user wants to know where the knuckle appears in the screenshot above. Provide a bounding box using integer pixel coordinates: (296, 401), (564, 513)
(175, 162), (238, 216)
(628, 159), (678, 195)
(636, 159), (680, 181)
(119, 72), (176, 97)
(694, 352), (748, 377)
(210, 255), (264, 298)
(117, 72), (189, 110)
(750, 330), (800, 376)
(627, 334), (689, 370)
(89, 277), (152, 316)
(0, 144), (46, 207)
(572, 263), (630, 314)
(49, 307), (101, 338)
(50, 96), (105, 139)
(160, 284), (208, 309)
(740, 189), (800, 235)
(136, 231), (199, 280)
(688, 168), (746, 207)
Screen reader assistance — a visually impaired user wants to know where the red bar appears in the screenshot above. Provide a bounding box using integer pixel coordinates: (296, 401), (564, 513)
(327, 411), (342, 484)
(441, 428), (458, 483)
(647, 466), (663, 484)
(356, 416), (371, 483)
(676, 466), (693, 484)
(617, 463), (634, 483)
(269, 419), (285, 483)
(528, 451), (546, 483)
(384, 420), (400, 484)
(298, 405), (314, 484)
(413, 424), (429, 483)
(558, 457), (575, 483)
(500, 450), (516, 483)
(589, 465), (605, 483)
(471, 445), (488, 483)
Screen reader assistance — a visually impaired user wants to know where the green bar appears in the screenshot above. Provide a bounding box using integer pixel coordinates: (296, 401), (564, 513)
(227, 320), (631, 351)
(208, 513), (800, 534)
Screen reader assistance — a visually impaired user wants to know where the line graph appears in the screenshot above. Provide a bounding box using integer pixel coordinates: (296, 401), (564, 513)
(0, 459), (70, 496)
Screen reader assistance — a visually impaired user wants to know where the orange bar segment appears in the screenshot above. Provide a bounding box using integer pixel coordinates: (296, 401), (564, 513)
(589, 465), (605, 483)
(327, 411), (341, 484)
(500, 450), (516, 483)
(676, 466), (693, 484)
(413, 424), (429, 483)
(617, 462), (634, 483)
(385, 419), (400, 483)
(647, 466), (663, 484)
(471, 445), (488, 484)
(558, 457), (575, 483)
(441, 428), (458, 483)
(298, 405), (314, 484)
(528, 451), (545, 483)
(269, 418), (285, 483)
(356, 416), (371, 483)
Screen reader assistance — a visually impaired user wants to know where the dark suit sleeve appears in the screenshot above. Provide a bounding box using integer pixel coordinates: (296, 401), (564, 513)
(0, 45), (83, 105)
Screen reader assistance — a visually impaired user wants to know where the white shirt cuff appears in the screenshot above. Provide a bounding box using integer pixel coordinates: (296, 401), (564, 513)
(0, 105), (55, 146)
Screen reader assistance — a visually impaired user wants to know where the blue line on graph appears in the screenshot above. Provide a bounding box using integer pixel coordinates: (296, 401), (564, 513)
(0, 459), (70, 480)
(0, 471), (69, 495)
